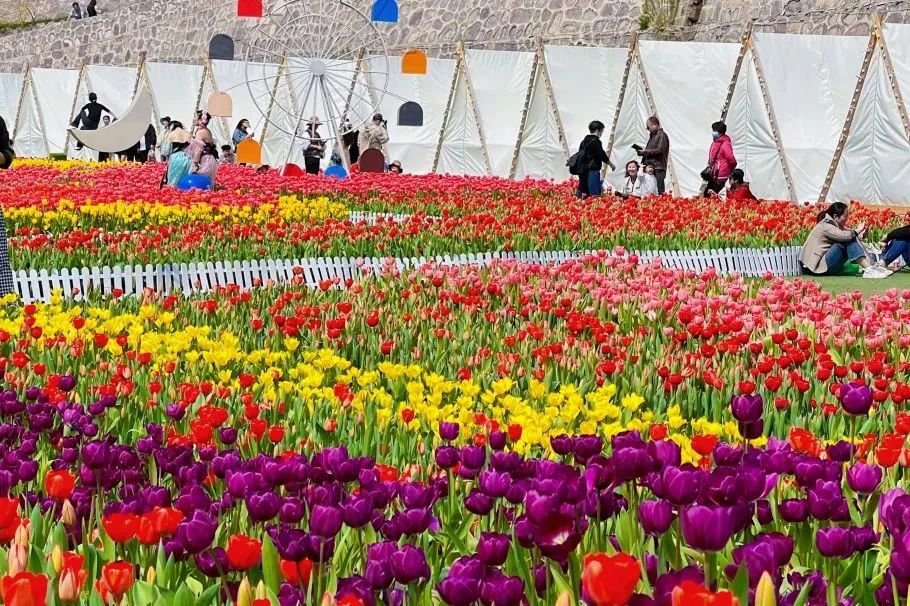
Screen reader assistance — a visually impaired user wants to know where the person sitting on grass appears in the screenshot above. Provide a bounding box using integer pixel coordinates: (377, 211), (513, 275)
(881, 220), (910, 270)
(800, 202), (891, 279)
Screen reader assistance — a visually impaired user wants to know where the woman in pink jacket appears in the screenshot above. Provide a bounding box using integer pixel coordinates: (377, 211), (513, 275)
(705, 121), (736, 197)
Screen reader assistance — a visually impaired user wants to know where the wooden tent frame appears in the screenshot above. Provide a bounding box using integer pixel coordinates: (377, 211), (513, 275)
(818, 14), (910, 203)
(62, 61), (86, 155)
(717, 25), (798, 202)
(431, 42), (493, 175)
(10, 62), (29, 141)
(507, 37), (570, 180)
(12, 64), (52, 158)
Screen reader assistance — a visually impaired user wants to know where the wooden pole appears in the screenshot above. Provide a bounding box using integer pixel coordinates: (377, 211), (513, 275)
(459, 42), (494, 176)
(750, 37), (799, 203)
(509, 49), (540, 179)
(191, 59), (208, 138)
(205, 59), (230, 140)
(720, 22), (754, 122)
(535, 36), (570, 162)
(11, 63), (29, 144)
(63, 61), (86, 156)
(817, 21), (878, 204)
(432, 48), (462, 173)
(875, 14), (910, 140)
(606, 33), (637, 160)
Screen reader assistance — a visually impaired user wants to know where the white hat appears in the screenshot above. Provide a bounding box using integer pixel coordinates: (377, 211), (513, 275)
(307, 116), (322, 125)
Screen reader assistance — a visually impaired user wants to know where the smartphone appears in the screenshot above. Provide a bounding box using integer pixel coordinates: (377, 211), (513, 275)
(631, 144), (642, 151)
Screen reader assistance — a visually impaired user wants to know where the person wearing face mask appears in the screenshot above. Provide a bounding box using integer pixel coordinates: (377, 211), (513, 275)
(702, 121), (736, 197)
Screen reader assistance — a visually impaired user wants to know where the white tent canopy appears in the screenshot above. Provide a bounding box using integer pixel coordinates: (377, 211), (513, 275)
(5, 27), (910, 205)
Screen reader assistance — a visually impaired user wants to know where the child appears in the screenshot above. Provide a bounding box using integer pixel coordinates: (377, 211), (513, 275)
(220, 144), (235, 165)
(165, 129), (191, 187)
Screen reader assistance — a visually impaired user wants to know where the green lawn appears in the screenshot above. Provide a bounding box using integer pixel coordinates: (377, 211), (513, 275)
(794, 269), (910, 296)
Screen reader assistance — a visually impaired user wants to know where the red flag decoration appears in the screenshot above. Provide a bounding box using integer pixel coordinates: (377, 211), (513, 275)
(237, 0), (263, 17)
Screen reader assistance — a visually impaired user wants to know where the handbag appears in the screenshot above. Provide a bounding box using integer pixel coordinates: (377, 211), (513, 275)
(700, 143), (722, 182)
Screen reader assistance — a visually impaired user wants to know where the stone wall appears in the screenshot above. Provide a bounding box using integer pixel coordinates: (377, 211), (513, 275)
(0, 0), (904, 71)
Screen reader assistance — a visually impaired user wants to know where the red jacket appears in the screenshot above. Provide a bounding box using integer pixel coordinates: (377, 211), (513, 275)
(727, 182), (756, 201)
(708, 135), (736, 180)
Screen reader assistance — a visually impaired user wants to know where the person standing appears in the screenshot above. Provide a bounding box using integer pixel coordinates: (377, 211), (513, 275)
(188, 123), (218, 188)
(157, 116), (172, 161)
(302, 116), (325, 175)
(575, 120), (614, 198)
(232, 119), (252, 149)
(86, 0), (97, 16)
(136, 124), (156, 163)
(0, 116), (16, 297)
(358, 113), (389, 155)
(634, 116), (669, 194)
(703, 121), (736, 197)
(71, 92), (113, 150)
(69, 2), (83, 19)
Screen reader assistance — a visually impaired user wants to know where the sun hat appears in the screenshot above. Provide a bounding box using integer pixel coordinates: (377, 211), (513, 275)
(168, 128), (191, 144)
(307, 116), (322, 125)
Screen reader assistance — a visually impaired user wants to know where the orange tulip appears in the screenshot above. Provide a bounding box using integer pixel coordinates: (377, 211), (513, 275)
(0, 571), (49, 606)
(100, 561), (134, 599)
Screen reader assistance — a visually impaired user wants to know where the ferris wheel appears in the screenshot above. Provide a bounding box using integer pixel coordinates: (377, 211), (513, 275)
(241, 0), (391, 158)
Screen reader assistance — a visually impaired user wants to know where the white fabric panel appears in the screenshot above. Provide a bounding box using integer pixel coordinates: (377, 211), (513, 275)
(725, 50), (789, 200)
(30, 68), (79, 154)
(753, 33), (867, 202)
(0, 74), (24, 127)
(515, 70), (565, 180)
(466, 50), (534, 177)
(145, 62), (203, 130)
(367, 55), (455, 174)
(84, 65), (138, 117)
(640, 41), (739, 196)
(212, 60), (278, 140)
(606, 64), (655, 191)
(827, 52), (910, 205)
(545, 46), (626, 163)
(884, 24), (910, 103)
(13, 82), (47, 158)
(261, 74), (305, 168)
(437, 68), (486, 176)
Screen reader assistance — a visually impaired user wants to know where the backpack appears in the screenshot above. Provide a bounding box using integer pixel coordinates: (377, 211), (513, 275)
(567, 150), (587, 176)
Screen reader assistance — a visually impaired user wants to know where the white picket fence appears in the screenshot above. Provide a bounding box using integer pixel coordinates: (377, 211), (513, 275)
(11, 246), (803, 303)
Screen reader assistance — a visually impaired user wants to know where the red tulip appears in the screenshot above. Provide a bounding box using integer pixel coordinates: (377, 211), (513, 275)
(1, 571), (49, 606)
(226, 534), (263, 570)
(280, 558), (314, 586)
(672, 580), (738, 606)
(99, 561), (134, 600)
(101, 513), (138, 543)
(581, 552), (640, 606)
(44, 471), (76, 500)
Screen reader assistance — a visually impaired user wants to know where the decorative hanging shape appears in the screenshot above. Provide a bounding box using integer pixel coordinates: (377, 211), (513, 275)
(401, 50), (427, 74)
(236, 139), (262, 164)
(359, 148), (386, 172)
(397, 101), (423, 127)
(370, 0), (398, 23)
(324, 165), (348, 179)
(209, 35), (235, 61)
(207, 92), (233, 117)
(281, 163), (305, 177)
(237, 0), (263, 17)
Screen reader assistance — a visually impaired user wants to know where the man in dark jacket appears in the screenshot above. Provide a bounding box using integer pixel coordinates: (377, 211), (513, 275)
(635, 115), (669, 194)
(0, 117), (16, 296)
(576, 120), (614, 199)
(71, 92), (114, 150)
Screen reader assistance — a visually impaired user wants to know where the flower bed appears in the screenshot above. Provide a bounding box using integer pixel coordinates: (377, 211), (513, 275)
(0, 254), (907, 604)
(3, 161), (904, 269)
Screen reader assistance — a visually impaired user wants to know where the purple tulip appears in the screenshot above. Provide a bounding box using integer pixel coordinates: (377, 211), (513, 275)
(779, 498), (810, 523)
(489, 430), (507, 451)
(176, 510), (217, 554)
(639, 499), (675, 536)
(680, 505), (736, 552)
(390, 545), (430, 584)
(195, 548), (228, 577)
(839, 382), (872, 416)
(731, 394), (763, 424)
(816, 527), (855, 559)
(738, 420), (764, 441)
(461, 446), (486, 470)
(58, 375), (77, 392)
(464, 489), (494, 515)
(436, 557), (484, 605)
(218, 427), (237, 445)
(648, 440), (681, 468)
(659, 465), (702, 506)
(246, 492), (281, 522)
(435, 446), (459, 469)
(654, 566), (704, 606)
(476, 532), (510, 566)
(480, 571), (525, 606)
(165, 404), (185, 421)
(478, 470), (511, 498)
(439, 422), (460, 441)
(550, 434), (573, 455)
(808, 481), (844, 521)
(81, 440), (111, 469)
(851, 526), (880, 553)
(573, 435), (603, 463)
(847, 463), (883, 495)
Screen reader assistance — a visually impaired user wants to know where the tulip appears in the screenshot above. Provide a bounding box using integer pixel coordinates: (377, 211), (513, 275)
(680, 505), (736, 553)
(44, 470), (76, 500)
(310, 505), (344, 538)
(390, 545), (429, 584)
(846, 463), (882, 495)
(730, 394), (763, 424)
(839, 383), (872, 416)
(582, 552), (640, 606)
(227, 534), (263, 570)
(58, 553), (88, 603)
(639, 500), (675, 536)
(816, 527), (855, 559)
(439, 422), (460, 441)
(280, 558), (314, 587)
(101, 560), (134, 599)
(237, 577), (254, 606)
(0, 571), (49, 606)
(476, 532), (510, 566)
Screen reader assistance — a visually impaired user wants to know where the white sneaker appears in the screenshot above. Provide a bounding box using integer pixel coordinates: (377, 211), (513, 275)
(862, 263), (893, 279)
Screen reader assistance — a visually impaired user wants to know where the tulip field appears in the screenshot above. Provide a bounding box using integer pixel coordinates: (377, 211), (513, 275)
(0, 160), (910, 606)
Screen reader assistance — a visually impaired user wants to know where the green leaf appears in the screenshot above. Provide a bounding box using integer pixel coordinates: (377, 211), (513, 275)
(185, 577), (203, 596)
(155, 541), (167, 587)
(262, 535), (281, 595)
(195, 583), (222, 606)
(132, 580), (160, 605)
(792, 574), (815, 606)
(731, 564), (749, 606)
(174, 583), (195, 606)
